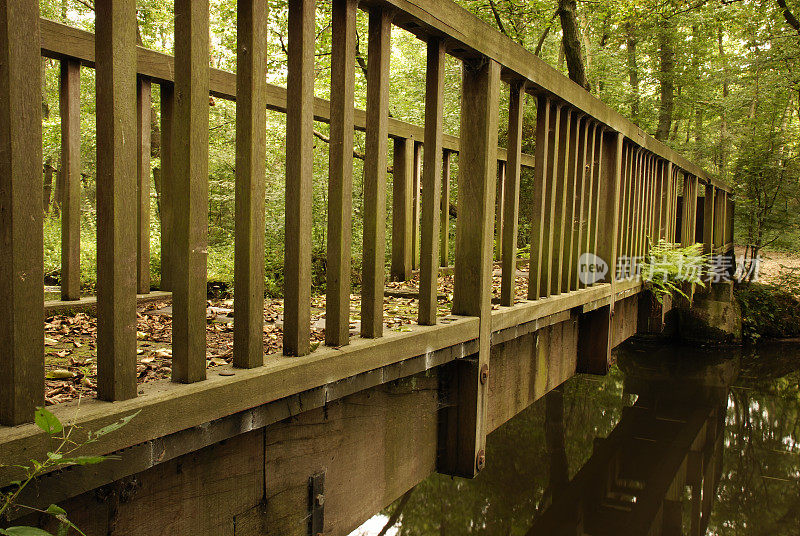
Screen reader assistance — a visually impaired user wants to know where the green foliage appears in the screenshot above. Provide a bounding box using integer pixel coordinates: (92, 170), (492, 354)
(640, 239), (709, 304)
(1, 408), (139, 535)
(736, 282), (800, 343)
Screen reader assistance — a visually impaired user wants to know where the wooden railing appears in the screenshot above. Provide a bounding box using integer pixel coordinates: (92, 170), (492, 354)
(1, 0), (732, 479)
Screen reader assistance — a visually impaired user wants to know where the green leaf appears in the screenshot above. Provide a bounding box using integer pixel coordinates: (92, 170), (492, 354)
(89, 410), (141, 440)
(61, 456), (108, 466)
(34, 408), (63, 436)
(0, 527), (55, 536)
(45, 504), (67, 516)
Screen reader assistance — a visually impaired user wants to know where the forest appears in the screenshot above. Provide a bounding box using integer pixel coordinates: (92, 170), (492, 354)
(37, 0), (800, 295)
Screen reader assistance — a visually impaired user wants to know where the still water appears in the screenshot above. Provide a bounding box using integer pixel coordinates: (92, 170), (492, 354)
(352, 341), (800, 535)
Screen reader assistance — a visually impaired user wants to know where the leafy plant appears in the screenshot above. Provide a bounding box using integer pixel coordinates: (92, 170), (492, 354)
(0, 407), (139, 535)
(640, 239), (710, 304)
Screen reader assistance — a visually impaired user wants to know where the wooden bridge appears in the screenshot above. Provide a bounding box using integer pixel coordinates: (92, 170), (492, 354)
(1, 0), (734, 533)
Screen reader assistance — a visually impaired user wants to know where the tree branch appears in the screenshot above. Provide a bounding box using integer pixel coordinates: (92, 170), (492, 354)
(777, 0), (800, 34)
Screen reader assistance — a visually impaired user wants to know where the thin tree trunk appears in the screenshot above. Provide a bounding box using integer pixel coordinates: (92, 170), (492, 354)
(558, 0), (589, 89)
(655, 18), (675, 141)
(625, 23), (640, 122)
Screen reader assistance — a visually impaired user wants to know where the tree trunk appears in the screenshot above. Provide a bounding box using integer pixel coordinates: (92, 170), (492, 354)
(625, 23), (640, 123)
(558, 0), (589, 89)
(655, 18), (675, 141)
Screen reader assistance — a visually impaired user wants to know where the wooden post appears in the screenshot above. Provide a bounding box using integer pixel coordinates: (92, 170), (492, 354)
(540, 103), (561, 298)
(95, 0), (138, 400)
(440, 149), (451, 268)
(442, 57), (500, 478)
(618, 143), (631, 264)
(703, 183), (715, 255)
(412, 141), (422, 271)
(173, 0), (209, 380)
(159, 83), (175, 291)
(597, 132), (623, 285)
(137, 76), (151, 295)
(234, 0), (268, 367)
(589, 127), (604, 266)
(418, 38), (445, 326)
(391, 137), (413, 281)
(284, 0), (314, 355)
(500, 82), (524, 306)
(0, 0), (44, 424)
(361, 6), (391, 339)
(662, 161), (673, 243)
(528, 96), (550, 300)
(561, 113), (580, 293)
(575, 119), (591, 289)
(581, 121), (598, 286)
(60, 59), (81, 301)
(324, 0), (357, 347)
(551, 108), (571, 296)
(494, 161), (505, 262)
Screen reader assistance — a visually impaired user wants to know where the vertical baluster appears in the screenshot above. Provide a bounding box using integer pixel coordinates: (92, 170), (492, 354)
(642, 153), (651, 254)
(681, 172), (691, 246)
(654, 160), (665, 241)
(541, 103), (561, 298)
(597, 131), (623, 284)
(234, 0), (269, 366)
(494, 161), (505, 262)
(589, 127), (604, 265)
(137, 76), (152, 295)
(440, 149), (452, 268)
(160, 83), (175, 291)
(528, 96), (550, 300)
(551, 108), (571, 296)
(575, 119), (591, 289)
(703, 183), (715, 256)
(0, 0), (43, 424)
(662, 161), (673, 243)
(284, 0), (315, 354)
(96, 0), (138, 400)
(60, 59), (81, 301)
(412, 141), (422, 271)
(633, 150), (644, 260)
(361, 6), (391, 338)
(561, 113), (580, 293)
(173, 0), (209, 378)
(624, 146), (636, 262)
(324, 0), (357, 346)
(648, 155), (657, 247)
(582, 122), (598, 286)
(616, 143), (629, 276)
(445, 57), (500, 478)
(391, 137), (413, 281)
(500, 82), (524, 306)
(419, 38), (445, 326)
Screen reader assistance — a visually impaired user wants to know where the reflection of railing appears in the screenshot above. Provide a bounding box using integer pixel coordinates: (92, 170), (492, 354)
(1, 0), (731, 481)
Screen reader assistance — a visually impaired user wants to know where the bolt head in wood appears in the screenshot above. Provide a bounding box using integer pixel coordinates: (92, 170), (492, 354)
(479, 364), (489, 385)
(476, 449), (486, 472)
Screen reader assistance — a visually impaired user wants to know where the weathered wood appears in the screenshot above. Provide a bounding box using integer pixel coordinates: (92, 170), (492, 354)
(136, 76), (151, 295)
(445, 58), (500, 478)
(494, 161), (505, 261)
(361, 6), (392, 338)
(540, 103), (561, 298)
(703, 184), (715, 255)
(561, 112), (581, 293)
(95, 0), (138, 401)
(284, 0), (314, 355)
(681, 173), (692, 246)
(551, 108), (571, 296)
(663, 161), (673, 243)
(173, 0), (209, 380)
(234, 0), (269, 366)
(324, 0), (357, 347)
(159, 82), (175, 291)
(577, 304), (612, 375)
(618, 143), (632, 265)
(580, 121), (598, 287)
(589, 127), (604, 265)
(574, 120), (590, 289)
(0, 0), (44, 425)
(440, 149), (452, 268)
(59, 58), (81, 301)
(412, 141), (422, 270)
(596, 131), (623, 285)
(500, 83), (524, 306)
(528, 96), (550, 299)
(391, 137), (413, 281)
(418, 38), (445, 326)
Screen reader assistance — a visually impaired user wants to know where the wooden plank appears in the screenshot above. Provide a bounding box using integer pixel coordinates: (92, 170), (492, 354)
(681, 172), (691, 246)
(324, 0), (357, 346)
(361, 6), (392, 338)
(234, 0), (269, 366)
(391, 137), (413, 281)
(284, 0), (314, 355)
(494, 161), (505, 261)
(445, 58), (500, 478)
(159, 83), (175, 291)
(703, 184), (715, 255)
(551, 108), (571, 296)
(0, 0), (44, 425)
(580, 121), (598, 288)
(528, 96), (550, 299)
(663, 161), (673, 243)
(540, 103), (561, 298)
(136, 76), (152, 295)
(172, 0), (209, 380)
(440, 149), (452, 268)
(95, 0), (138, 401)
(59, 59), (81, 301)
(500, 82), (524, 306)
(589, 127), (604, 267)
(574, 119), (590, 289)
(618, 143), (631, 265)
(418, 37), (445, 326)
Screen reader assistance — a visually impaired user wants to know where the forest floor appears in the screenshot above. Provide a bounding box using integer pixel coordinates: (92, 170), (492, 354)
(42, 267), (531, 405)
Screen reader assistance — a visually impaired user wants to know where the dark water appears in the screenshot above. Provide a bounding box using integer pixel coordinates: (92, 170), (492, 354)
(353, 341), (800, 536)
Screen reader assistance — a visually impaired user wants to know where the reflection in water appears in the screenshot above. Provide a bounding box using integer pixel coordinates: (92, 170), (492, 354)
(352, 342), (800, 535)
